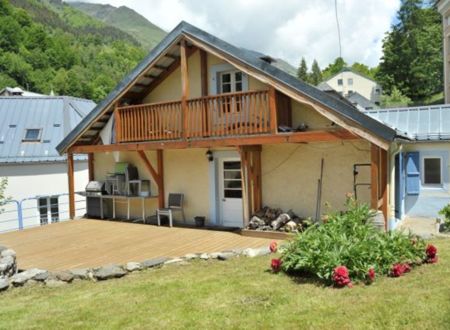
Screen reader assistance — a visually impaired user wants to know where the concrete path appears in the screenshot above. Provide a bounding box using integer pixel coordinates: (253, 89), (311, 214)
(398, 217), (449, 239)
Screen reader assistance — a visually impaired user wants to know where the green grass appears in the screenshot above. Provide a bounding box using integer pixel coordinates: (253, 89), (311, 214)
(1, 239), (450, 329)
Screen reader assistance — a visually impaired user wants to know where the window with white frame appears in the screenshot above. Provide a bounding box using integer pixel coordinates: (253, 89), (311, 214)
(337, 79), (343, 86)
(219, 71), (243, 94)
(23, 128), (42, 142)
(423, 157), (441, 185)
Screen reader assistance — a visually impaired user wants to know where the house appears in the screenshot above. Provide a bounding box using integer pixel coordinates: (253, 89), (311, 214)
(57, 22), (404, 229)
(0, 96), (96, 231)
(366, 105), (450, 222)
(318, 68), (382, 108)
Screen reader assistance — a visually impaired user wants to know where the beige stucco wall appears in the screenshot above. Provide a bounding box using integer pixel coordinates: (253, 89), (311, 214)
(143, 51), (268, 104)
(93, 149), (209, 223)
(261, 141), (371, 218)
(291, 100), (333, 130)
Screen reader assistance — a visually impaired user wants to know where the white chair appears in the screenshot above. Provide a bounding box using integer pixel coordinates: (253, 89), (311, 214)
(156, 193), (185, 227)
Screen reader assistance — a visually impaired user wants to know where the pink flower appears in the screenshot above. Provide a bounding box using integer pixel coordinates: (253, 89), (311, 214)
(426, 244), (437, 258)
(269, 241), (278, 253)
(390, 263), (410, 277)
(271, 258), (282, 272)
(332, 266), (351, 287)
(427, 256), (438, 264)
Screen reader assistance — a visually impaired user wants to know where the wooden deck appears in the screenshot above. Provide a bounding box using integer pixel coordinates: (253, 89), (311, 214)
(0, 219), (275, 271)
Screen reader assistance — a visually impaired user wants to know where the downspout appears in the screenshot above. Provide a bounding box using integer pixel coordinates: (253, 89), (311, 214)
(388, 137), (406, 230)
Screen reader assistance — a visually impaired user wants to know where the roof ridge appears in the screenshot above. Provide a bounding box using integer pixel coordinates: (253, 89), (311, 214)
(0, 96), (95, 103)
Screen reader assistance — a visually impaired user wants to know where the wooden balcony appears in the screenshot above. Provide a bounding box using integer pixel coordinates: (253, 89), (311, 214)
(115, 90), (272, 143)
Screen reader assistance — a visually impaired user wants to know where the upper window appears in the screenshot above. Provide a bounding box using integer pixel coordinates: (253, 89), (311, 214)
(219, 70), (243, 94)
(348, 78), (353, 86)
(423, 157), (441, 185)
(23, 128), (42, 142)
(337, 79), (343, 86)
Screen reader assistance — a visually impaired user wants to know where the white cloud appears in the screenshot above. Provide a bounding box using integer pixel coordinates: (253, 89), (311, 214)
(65, 0), (400, 68)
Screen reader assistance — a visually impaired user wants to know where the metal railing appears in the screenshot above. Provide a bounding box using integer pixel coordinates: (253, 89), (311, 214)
(0, 193), (86, 233)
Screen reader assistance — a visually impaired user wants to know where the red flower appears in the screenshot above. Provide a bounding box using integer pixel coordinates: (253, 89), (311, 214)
(390, 263), (410, 277)
(271, 258), (282, 272)
(332, 266), (351, 287)
(426, 244), (437, 259)
(269, 241), (278, 253)
(367, 268), (376, 282)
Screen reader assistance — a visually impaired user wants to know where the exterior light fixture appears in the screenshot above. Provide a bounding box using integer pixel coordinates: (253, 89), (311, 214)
(205, 150), (213, 162)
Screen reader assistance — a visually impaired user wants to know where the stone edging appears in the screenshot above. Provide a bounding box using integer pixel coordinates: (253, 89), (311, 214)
(0, 245), (271, 292)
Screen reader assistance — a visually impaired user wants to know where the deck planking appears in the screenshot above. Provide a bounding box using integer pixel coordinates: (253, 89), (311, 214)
(0, 219), (275, 271)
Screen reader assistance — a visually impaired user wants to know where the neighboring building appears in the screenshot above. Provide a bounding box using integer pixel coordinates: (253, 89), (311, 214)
(438, 0), (450, 103)
(318, 68), (382, 107)
(0, 96), (95, 231)
(366, 105), (450, 221)
(57, 22), (401, 230)
(0, 87), (46, 97)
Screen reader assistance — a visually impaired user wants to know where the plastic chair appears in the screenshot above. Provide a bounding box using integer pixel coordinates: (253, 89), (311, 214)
(156, 193), (185, 227)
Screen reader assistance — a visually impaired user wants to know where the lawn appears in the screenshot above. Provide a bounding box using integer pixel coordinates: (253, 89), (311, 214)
(1, 239), (450, 329)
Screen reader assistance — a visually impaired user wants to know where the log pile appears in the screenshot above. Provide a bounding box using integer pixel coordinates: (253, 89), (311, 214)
(247, 206), (312, 232)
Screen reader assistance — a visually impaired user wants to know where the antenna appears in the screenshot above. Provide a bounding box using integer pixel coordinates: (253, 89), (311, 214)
(335, 0), (342, 59)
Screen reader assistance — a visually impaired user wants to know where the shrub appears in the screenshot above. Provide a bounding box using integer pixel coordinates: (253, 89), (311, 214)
(438, 204), (450, 231)
(281, 197), (427, 284)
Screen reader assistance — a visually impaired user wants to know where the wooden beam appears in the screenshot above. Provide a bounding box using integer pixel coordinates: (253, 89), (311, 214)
(268, 86), (278, 134)
(70, 130), (359, 153)
(200, 49), (208, 97)
(154, 64), (168, 70)
(180, 39), (190, 139)
(380, 148), (389, 229)
(137, 150), (160, 183)
(67, 152), (75, 219)
(88, 153), (94, 181)
(370, 144), (379, 210)
(114, 103), (121, 143)
(157, 150), (165, 208)
(165, 54), (179, 60)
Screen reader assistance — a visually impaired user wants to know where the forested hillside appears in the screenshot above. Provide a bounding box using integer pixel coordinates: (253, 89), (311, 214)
(70, 1), (166, 50)
(0, 0), (150, 102)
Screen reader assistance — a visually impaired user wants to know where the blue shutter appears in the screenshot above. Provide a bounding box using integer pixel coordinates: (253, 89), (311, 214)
(406, 152), (420, 195)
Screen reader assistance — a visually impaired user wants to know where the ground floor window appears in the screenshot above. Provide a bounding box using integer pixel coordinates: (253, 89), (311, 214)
(38, 196), (59, 225)
(423, 157), (441, 185)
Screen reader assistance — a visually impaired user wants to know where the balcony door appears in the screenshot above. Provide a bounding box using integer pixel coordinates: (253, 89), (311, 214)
(218, 158), (243, 227)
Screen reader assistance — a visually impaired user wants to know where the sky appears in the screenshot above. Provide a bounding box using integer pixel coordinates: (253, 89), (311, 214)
(66, 0), (400, 69)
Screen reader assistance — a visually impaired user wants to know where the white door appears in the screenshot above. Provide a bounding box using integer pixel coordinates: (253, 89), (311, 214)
(218, 158), (243, 227)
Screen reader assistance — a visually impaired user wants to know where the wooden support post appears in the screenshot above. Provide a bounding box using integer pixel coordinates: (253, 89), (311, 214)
(380, 148), (389, 229)
(200, 49), (209, 136)
(157, 149), (165, 209)
(180, 39), (190, 139)
(68, 152), (75, 219)
(268, 86), (278, 134)
(370, 143), (379, 210)
(88, 153), (94, 181)
(239, 145), (262, 225)
(114, 102), (121, 143)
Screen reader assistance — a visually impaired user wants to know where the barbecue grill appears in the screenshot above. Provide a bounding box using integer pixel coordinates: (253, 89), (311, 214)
(85, 181), (109, 218)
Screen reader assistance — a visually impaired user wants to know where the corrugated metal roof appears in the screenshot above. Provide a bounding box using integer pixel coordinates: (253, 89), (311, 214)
(0, 96), (96, 163)
(364, 105), (450, 141)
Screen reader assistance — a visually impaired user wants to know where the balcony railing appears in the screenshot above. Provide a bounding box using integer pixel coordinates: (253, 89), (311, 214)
(116, 90), (271, 143)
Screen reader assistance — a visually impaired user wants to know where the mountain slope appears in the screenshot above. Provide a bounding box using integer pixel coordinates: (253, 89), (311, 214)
(69, 2), (167, 50)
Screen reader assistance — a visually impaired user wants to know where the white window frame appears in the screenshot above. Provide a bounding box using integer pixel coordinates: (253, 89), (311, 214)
(209, 63), (248, 95)
(337, 78), (343, 86)
(218, 70), (243, 94)
(422, 156), (443, 187)
(23, 128), (42, 142)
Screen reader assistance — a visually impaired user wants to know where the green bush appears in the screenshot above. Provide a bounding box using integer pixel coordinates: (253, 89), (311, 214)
(281, 198), (426, 284)
(438, 204), (450, 232)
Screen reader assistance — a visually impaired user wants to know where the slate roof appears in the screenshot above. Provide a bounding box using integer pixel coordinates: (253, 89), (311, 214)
(364, 104), (450, 141)
(57, 21), (399, 154)
(0, 96), (95, 164)
(347, 92), (379, 110)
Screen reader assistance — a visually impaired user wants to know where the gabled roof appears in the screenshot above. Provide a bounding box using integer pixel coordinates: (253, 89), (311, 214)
(57, 21), (398, 154)
(323, 67), (379, 85)
(0, 96), (95, 164)
(365, 104), (450, 141)
(347, 92), (379, 110)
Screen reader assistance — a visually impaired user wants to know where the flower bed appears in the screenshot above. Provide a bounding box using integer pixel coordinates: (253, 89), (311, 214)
(269, 197), (438, 287)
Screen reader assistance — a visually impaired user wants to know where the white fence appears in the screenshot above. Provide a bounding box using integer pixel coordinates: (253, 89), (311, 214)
(0, 193), (86, 233)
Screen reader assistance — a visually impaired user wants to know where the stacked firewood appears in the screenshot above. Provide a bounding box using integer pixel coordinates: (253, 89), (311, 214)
(247, 206), (312, 232)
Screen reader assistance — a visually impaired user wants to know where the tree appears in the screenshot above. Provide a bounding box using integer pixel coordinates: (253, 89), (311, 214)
(297, 57), (309, 82)
(322, 57), (347, 80)
(377, 0), (442, 101)
(309, 59), (322, 85)
(351, 62), (377, 80)
(381, 86), (412, 108)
